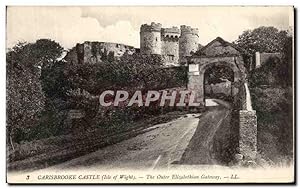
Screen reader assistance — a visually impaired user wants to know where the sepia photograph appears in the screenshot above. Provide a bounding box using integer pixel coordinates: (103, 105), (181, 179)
(5, 5), (295, 184)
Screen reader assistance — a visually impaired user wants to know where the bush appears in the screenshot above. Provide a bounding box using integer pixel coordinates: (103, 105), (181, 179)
(251, 86), (293, 163)
(61, 53), (187, 129)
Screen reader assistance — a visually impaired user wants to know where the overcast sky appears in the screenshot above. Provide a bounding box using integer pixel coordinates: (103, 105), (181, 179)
(6, 6), (293, 49)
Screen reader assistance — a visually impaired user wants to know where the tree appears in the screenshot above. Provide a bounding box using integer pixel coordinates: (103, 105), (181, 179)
(32, 39), (64, 66)
(249, 36), (293, 87)
(249, 56), (282, 86)
(34, 39), (65, 100)
(204, 65), (234, 84)
(234, 26), (288, 56)
(7, 42), (45, 146)
(7, 39), (64, 145)
(280, 36), (293, 86)
(235, 26), (293, 87)
(63, 53), (168, 94)
(110, 53), (165, 90)
(41, 61), (70, 100)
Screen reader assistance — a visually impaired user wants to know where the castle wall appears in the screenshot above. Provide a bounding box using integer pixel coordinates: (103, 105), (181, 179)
(161, 27), (180, 65)
(66, 22), (201, 66)
(83, 42), (93, 63)
(140, 23), (199, 66)
(161, 39), (179, 65)
(64, 41), (135, 64)
(64, 43), (84, 64)
(179, 25), (199, 62)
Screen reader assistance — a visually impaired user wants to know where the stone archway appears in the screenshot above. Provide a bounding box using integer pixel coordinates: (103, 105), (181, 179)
(188, 56), (245, 107)
(186, 37), (257, 160)
(203, 63), (234, 99)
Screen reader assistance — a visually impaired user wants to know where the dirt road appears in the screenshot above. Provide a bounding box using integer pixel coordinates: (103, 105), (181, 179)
(43, 99), (231, 171)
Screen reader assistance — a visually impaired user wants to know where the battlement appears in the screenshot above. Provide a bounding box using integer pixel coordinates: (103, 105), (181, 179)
(162, 27), (180, 39)
(140, 22), (199, 65)
(180, 25), (199, 36)
(162, 27), (180, 34)
(140, 22), (162, 32)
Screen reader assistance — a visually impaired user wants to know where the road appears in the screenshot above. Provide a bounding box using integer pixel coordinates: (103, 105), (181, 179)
(179, 99), (231, 165)
(45, 99), (232, 171)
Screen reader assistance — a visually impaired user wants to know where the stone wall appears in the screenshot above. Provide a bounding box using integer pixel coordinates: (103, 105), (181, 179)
(64, 41), (136, 64)
(64, 43), (84, 64)
(187, 64), (204, 107)
(239, 110), (257, 159)
(161, 37), (180, 65)
(255, 52), (282, 68)
(140, 23), (199, 66)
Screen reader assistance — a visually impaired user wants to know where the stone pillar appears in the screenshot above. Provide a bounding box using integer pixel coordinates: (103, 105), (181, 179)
(255, 52), (261, 68)
(187, 64), (205, 107)
(239, 110), (257, 159)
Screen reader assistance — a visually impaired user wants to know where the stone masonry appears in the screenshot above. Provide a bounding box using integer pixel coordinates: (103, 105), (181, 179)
(239, 110), (257, 159)
(187, 37), (257, 160)
(140, 22), (199, 66)
(64, 41), (136, 64)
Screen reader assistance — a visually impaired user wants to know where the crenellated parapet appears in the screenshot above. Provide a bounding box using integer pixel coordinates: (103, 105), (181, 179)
(139, 22), (200, 66)
(140, 22), (162, 32)
(180, 25), (199, 36)
(161, 26), (180, 38)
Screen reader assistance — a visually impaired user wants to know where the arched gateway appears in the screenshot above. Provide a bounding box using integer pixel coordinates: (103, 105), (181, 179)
(187, 37), (246, 107)
(187, 37), (257, 160)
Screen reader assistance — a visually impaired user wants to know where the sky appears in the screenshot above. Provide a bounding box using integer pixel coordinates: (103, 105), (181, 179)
(6, 6), (294, 49)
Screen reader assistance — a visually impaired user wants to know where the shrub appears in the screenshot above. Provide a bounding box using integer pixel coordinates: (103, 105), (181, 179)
(251, 86), (293, 163)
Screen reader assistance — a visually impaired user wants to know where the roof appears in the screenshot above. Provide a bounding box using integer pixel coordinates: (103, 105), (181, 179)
(194, 37), (241, 57)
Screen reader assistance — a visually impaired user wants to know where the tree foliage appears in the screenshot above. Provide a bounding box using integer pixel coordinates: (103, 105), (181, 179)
(41, 61), (70, 100)
(59, 53), (187, 132)
(234, 26), (288, 56)
(63, 53), (186, 95)
(235, 26), (292, 87)
(7, 41), (188, 143)
(7, 39), (63, 144)
(204, 65), (234, 84)
(248, 36), (293, 87)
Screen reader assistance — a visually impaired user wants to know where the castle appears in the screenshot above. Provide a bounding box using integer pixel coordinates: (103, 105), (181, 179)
(64, 41), (136, 64)
(140, 22), (199, 66)
(65, 22), (200, 66)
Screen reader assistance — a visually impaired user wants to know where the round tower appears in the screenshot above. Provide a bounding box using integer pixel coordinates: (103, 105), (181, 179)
(179, 25), (199, 62)
(140, 22), (162, 55)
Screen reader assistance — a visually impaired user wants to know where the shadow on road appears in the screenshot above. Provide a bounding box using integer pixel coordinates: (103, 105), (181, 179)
(174, 99), (237, 166)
